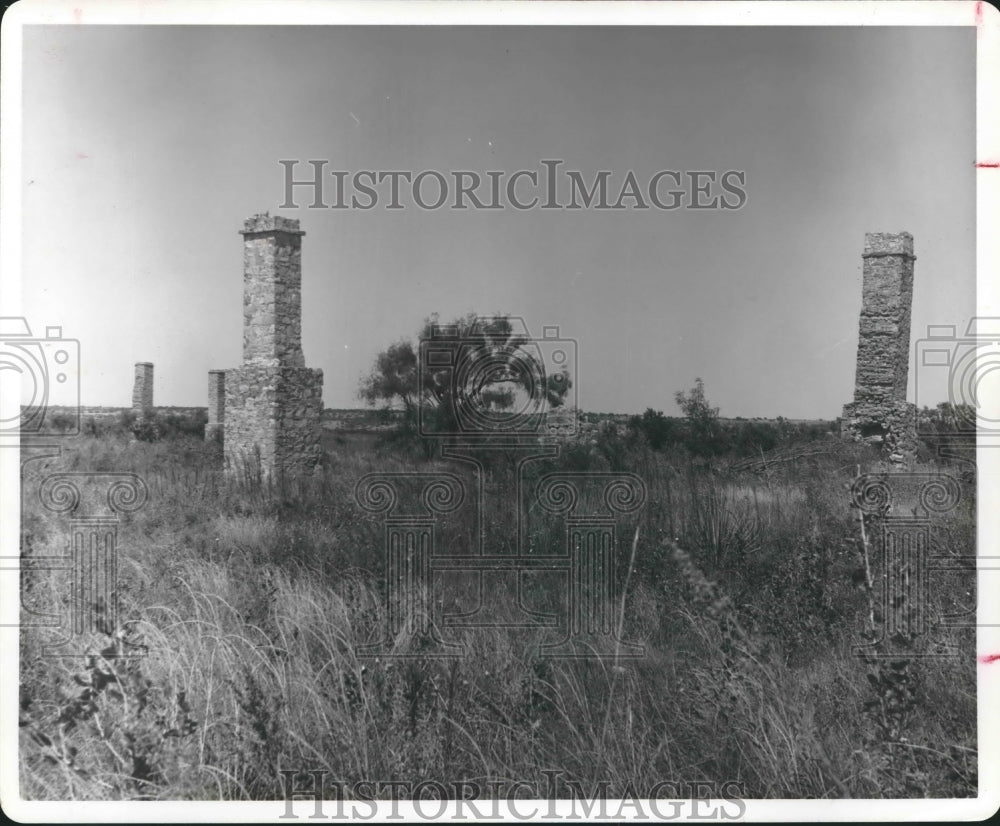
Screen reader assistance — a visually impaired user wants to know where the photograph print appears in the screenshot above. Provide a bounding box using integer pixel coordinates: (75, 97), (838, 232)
(2, 1), (996, 821)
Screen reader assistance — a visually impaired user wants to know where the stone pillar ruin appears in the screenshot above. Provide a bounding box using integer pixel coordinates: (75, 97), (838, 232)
(206, 370), (226, 442)
(841, 232), (918, 462)
(224, 214), (324, 481)
(132, 362), (153, 415)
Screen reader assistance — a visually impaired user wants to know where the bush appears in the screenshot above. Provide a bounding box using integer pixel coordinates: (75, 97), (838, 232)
(628, 408), (681, 450)
(158, 409), (208, 439)
(130, 415), (163, 442)
(126, 410), (207, 443)
(46, 410), (79, 434)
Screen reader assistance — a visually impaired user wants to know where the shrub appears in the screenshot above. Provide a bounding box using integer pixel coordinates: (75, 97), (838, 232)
(157, 409), (208, 439)
(129, 415), (163, 442)
(628, 408), (681, 450)
(46, 410), (79, 434)
(125, 410), (207, 443)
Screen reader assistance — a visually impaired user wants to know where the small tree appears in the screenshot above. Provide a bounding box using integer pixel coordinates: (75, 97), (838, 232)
(675, 377), (725, 457)
(359, 339), (422, 416)
(359, 313), (572, 456)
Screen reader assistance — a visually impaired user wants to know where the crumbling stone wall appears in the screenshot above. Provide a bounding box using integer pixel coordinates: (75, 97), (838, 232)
(223, 214), (324, 481)
(841, 232), (918, 462)
(132, 362), (153, 414)
(205, 370), (226, 442)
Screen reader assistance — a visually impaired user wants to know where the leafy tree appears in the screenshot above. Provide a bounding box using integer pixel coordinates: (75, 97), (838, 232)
(675, 377), (725, 457)
(359, 314), (572, 455)
(359, 339), (422, 416)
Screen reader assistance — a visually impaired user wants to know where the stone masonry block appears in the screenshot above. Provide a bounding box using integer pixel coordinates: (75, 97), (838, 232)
(223, 365), (324, 481)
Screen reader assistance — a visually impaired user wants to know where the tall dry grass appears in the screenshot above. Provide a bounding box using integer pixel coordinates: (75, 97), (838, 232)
(18, 424), (977, 799)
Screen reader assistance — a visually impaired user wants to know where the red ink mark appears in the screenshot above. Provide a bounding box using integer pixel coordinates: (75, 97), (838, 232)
(978, 653), (1000, 664)
(976, 1), (983, 27)
(76, 153), (89, 160)
(976, 161), (1000, 168)
(73, 8), (82, 23)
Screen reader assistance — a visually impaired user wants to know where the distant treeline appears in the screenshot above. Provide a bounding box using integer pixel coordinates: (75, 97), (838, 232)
(29, 402), (978, 456)
(624, 408), (834, 457)
(626, 403), (977, 458)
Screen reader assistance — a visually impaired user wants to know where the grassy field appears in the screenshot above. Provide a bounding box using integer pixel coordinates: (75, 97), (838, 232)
(18, 416), (977, 800)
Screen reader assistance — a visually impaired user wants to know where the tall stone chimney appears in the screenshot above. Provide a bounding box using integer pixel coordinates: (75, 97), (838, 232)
(240, 213), (306, 368)
(224, 214), (324, 481)
(132, 362), (153, 415)
(841, 232), (918, 461)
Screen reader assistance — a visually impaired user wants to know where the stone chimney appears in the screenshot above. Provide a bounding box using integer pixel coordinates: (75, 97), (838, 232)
(841, 232), (918, 462)
(224, 214), (324, 481)
(132, 362), (153, 415)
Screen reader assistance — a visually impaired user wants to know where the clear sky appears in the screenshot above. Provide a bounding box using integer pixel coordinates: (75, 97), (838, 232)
(20, 24), (975, 417)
